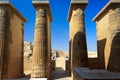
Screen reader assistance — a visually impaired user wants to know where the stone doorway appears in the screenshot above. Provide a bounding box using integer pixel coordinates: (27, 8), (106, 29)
(52, 50), (69, 71)
(51, 50), (70, 80)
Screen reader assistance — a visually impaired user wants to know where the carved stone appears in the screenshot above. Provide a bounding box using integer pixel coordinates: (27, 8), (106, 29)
(69, 5), (88, 77)
(31, 7), (48, 78)
(0, 6), (7, 79)
(107, 8), (120, 72)
(93, 1), (120, 73)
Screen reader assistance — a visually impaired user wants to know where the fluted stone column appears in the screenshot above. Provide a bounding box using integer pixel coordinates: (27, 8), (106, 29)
(0, 6), (8, 78)
(68, 1), (88, 77)
(31, 7), (48, 78)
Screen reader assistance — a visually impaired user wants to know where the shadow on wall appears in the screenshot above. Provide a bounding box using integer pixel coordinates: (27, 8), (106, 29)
(97, 38), (106, 69)
(73, 32), (88, 67)
(2, 8), (12, 78)
(68, 40), (71, 76)
(56, 67), (64, 71)
(107, 32), (120, 72)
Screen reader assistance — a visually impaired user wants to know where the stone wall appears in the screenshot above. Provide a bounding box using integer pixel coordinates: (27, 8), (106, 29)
(0, 6), (9, 79)
(73, 68), (120, 80)
(24, 42), (33, 58)
(0, 5), (26, 79)
(6, 7), (24, 78)
(88, 58), (99, 69)
(96, 9), (109, 69)
(96, 4), (120, 72)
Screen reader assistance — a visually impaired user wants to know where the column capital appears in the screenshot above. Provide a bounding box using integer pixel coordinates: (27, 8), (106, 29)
(0, 0), (9, 4)
(67, 0), (88, 22)
(32, 0), (52, 22)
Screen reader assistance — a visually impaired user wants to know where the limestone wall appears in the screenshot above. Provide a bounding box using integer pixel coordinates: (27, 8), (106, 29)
(24, 42), (33, 58)
(96, 4), (120, 72)
(6, 10), (24, 78)
(88, 58), (99, 69)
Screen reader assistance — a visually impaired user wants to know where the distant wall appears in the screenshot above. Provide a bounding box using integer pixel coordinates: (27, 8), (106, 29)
(88, 58), (99, 69)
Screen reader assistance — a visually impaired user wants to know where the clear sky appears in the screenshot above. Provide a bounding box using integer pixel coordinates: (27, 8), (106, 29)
(10, 0), (109, 52)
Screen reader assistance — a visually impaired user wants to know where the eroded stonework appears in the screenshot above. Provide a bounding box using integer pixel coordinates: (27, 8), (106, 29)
(69, 4), (88, 77)
(93, 3), (120, 72)
(24, 42), (33, 58)
(0, 4), (26, 79)
(70, 5), (88, 67)
(107, 8), (120, 72)
(0, 6), (8, 79)
(31, 7), (48, 78)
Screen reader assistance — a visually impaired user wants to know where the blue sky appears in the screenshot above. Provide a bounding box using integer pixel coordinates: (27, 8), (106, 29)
(10, 0), (109, 52)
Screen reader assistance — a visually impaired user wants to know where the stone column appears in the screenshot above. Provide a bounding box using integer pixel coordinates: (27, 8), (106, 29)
(69, 5), (88, 75)
(31, 6), (48, 78)
(0, 6), (8, 78)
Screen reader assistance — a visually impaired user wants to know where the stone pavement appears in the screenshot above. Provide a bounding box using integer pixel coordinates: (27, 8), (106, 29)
(51, 71), (70, 80)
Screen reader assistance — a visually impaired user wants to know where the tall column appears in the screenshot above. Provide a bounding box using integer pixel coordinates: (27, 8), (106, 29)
(0, 6), (8, 78)
(32, 0), (52, 78)
(70, 5), (88, 68)
(31, 7), (47, 78)
(68, 0), (88, 76)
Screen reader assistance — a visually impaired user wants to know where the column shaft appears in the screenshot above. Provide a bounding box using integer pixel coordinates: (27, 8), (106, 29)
(32, 7), (48, 78)
(69, 5), (88, 69)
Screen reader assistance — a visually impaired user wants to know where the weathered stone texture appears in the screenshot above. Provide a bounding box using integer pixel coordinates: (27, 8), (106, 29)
(24, 42), (33, 58)
(31, 7), (47, 78)
(69, 5), (88, 73)
(0, 4), (26, 79)
(94, 3), (120, 72)
(88, 58), (99, 69)
(0, 6), (8, 79)
(73, 68), (120, 80)
(68, 3), (88, 79)
(107, 6), (120, 72)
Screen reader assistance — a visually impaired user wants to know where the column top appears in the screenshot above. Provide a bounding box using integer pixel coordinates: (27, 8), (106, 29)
(32, 0), (49, 4)
(32, 0), (52, 22)
(0, 0), (27, 22)
(67, 0), (88, 22)
(93, 0), (120, 22)
(71, 0), (88, 4)
(0, 0), (9, 3)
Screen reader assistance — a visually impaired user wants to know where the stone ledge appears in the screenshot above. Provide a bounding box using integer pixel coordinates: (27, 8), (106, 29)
(0, 2), (27, 22)
(67, 0), (88, 22)
(93, 0), (120, 21)
(3, 78), (47, 80)
(32, 0), (52, 22)
(71, 0), (88, 4)
(73, 68), (120, 80)
(0, 0), (9, 4)
(110, 0), (120, 3)
(32, 0), (49, 4)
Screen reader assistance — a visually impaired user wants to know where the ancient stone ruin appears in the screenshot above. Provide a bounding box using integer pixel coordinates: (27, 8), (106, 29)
(0, 0), (120, 80)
